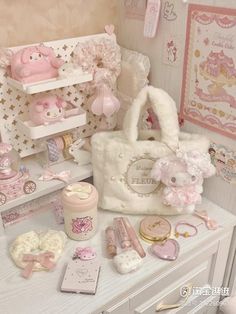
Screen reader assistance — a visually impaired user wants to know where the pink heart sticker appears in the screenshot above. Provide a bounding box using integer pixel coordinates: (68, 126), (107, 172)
(105, 24), (115, 35)
(151, 239), (179, 261)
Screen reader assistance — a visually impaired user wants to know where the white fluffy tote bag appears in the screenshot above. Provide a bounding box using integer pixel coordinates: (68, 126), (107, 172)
(91, 86), (210, 215)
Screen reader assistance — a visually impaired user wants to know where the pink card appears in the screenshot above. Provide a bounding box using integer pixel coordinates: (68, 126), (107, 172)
(61, 259), (100, 295)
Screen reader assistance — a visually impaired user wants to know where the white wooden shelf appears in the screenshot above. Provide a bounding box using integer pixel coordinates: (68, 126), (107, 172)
(0, 157), (92, 213)
(17, 108), (86, 140)
(7, 72), (93, 94)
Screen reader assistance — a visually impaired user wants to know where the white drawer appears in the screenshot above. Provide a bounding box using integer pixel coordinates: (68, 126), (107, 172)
(134, 263), (212, 314)
(129, 242), (218, 311)
(103, 299), (129, 314)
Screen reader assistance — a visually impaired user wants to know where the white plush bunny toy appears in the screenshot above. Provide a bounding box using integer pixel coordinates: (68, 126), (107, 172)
(69, 139), (91, 166)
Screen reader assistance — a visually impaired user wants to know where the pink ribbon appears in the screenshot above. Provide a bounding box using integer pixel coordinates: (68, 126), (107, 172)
(21, 251), (55, 279)
(194, 210), (220, 230)
(39, 169), (71, 183)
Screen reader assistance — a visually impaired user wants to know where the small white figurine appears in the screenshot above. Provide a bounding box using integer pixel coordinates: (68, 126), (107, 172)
(69, 139), (91, 166)
(58, 62), (84, 78)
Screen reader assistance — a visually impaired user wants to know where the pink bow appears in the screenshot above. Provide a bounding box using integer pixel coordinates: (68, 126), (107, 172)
(39, 169), (71, 183)
(21, 251), (55, 279)
(194, 210), (220, 230)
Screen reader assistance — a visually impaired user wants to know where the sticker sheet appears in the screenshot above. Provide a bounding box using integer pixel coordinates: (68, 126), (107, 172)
(180, 5), (236, 139)
(209, 142), (236, 184)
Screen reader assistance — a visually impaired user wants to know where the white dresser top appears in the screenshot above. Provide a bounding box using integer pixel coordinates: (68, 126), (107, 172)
(0, 198), (235, 314)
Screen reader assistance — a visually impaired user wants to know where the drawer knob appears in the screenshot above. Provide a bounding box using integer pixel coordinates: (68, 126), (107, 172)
(156, 283), (193, 312)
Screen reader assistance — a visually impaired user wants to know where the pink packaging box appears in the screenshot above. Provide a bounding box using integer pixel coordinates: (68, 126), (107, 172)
(61, 259), (100, 295)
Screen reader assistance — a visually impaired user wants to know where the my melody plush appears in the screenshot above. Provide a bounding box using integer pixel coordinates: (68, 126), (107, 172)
(151, 150), (216, 213)
(10, 44), (64, 83)
(29, 94), (67, 126)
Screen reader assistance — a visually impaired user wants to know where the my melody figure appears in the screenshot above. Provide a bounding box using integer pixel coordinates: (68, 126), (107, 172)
(0, 143), (36, 206)
(29, 94), (67, 126)
(151, 150), (216, 213)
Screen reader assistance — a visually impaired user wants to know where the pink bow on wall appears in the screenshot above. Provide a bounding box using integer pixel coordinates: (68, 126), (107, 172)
(21, 251), (55, 279)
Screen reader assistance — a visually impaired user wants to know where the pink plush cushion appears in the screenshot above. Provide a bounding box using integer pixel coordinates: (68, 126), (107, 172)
(10, 44), (64, 83)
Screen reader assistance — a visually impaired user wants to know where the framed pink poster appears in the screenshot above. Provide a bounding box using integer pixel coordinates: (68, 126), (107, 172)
(180, 4), (236, 139)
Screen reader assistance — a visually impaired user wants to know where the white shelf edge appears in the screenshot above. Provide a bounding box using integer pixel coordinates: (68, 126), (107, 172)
(0, 159), (93, 213)
(7, 72), (93, 94)
(17, 109), (87, 140)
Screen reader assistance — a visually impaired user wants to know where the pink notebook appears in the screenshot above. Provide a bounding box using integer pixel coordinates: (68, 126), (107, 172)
(61, 259), (100, 295)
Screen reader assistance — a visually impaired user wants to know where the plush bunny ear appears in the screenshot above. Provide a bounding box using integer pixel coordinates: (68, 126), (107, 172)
(150, 159), (169, 181)
(56, 96), (67, 108)
(38, 44), (52, 56)
(72, 139), (85, 149)
(35, 102), (44, 112)
(185, 151), (216, 178)
(21, 47), (35, 64)
(0, 48), (13, 68)
(201, 160), (216, 178)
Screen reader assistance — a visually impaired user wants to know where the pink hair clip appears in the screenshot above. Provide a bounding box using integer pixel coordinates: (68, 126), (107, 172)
(73, 247), (97, 261)
(194, 210), (220, 230)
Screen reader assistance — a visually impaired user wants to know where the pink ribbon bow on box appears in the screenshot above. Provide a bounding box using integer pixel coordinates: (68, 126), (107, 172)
(21, 251), (56, 279)
(194, 210), (220, 230)
(39, 169), (71, 183)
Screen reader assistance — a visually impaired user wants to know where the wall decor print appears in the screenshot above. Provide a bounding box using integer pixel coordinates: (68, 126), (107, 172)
(162, 34), (181, 66)
(124, 0), (146, 20)
(209, 142), (236, 184)
(163, 1), (177, 21)
(180, 5), (236, 139)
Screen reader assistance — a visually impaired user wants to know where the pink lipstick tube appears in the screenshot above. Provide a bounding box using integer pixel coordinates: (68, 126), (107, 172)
(105, 226), (117, 258)
(113, 217), (131, 249)
(123, 217), (146, 258)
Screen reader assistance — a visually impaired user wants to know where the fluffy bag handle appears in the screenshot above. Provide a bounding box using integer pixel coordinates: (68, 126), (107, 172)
(123, 85), (179, 149)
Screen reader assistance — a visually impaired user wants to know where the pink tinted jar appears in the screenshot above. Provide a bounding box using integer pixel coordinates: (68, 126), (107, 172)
(62, 182), (98, 240)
